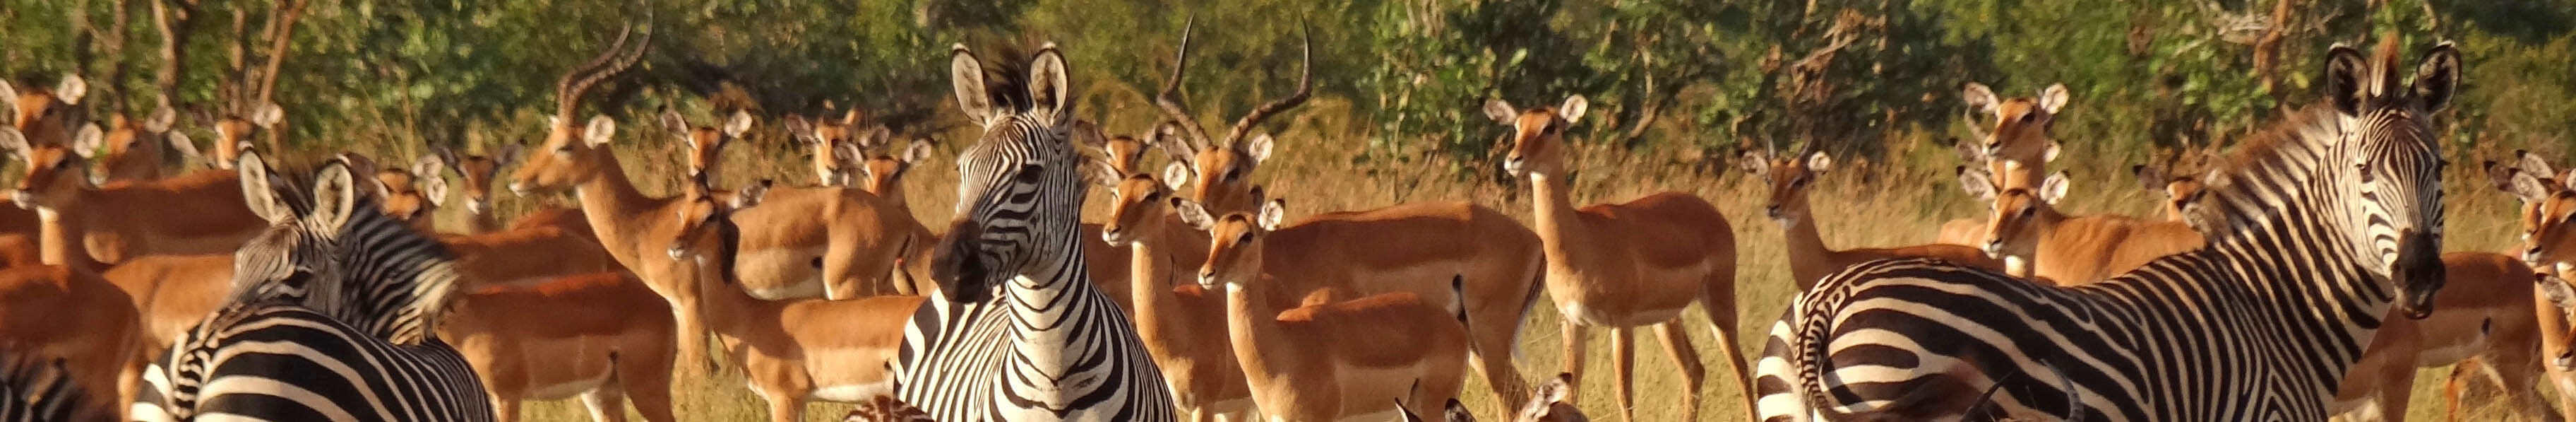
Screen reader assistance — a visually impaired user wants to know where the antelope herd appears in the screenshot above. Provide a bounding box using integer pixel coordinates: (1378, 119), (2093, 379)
(0, 18), (2563, 422)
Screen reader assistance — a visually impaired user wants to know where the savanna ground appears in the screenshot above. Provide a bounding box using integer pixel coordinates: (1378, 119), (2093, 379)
(397, 95), (2553, 421)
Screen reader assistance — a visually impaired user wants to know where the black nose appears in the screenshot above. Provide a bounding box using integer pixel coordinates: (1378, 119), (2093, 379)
(2394, 231), (2445, 320)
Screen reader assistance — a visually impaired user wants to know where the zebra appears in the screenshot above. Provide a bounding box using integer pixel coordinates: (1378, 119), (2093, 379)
(149, 153), (492, 421)
(1753, 36), (2459, 421)
(888, 42), (1176, 421)
(0, 348), (97, 421)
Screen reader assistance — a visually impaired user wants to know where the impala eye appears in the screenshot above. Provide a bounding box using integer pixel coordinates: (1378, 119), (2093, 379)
(1236, 233), (1253, 245)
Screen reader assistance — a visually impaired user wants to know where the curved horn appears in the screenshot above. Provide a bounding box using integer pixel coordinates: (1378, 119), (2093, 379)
(556, 12), (653, 121)
(1960, 106), (1992, 146)
(1154, 18), (1215, 154)
(1218, 22), (1313, 148)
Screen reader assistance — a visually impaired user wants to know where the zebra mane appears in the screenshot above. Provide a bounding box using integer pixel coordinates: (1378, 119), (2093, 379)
(2179, 105), (2345, 238)
(240, 157), (464, 345)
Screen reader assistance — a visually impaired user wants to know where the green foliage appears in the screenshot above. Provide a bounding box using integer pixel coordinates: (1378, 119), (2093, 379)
(0, 0), (2568, 178)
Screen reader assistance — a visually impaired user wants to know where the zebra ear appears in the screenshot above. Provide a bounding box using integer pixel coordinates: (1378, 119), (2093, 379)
(2413, 42), (2461, 113)
(311, 160), (360, 230)
(2323, 44), (2371, 115)
(948, 45), (997, 126)
(237, 151), (291, 223)
(1026, 43), (1075, 127)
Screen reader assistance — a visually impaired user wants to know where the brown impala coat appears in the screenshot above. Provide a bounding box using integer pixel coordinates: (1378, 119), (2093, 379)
(441, 272), (677, 422)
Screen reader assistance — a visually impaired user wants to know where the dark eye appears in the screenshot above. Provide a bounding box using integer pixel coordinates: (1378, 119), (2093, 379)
(2020, 112), (2037, 123)
(1224, 168), (1239, 182)
(1791, 177), (1808, 187)
(2356, 162), (2375, 182)
(2019, 207), (2036, 218)
(1236, 233), (1253, 244)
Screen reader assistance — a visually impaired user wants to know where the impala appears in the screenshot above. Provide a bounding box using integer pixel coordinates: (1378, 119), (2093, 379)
(1742, 146), (2005, 288)
(1486, 95), (1743, 421)
(782, 108), (870, 187)
(2494, 159), (2576, 416)
(0, 124), (143, 419)
(433, 143), (528, 233)
(350, 152), (451, 233)
(1090, 160), (1246, 421)
(1400, 373), (1591, 422)
(664, 109), (915, 300)
(1963, 168), (2203, 283)
(1933, 82), (2068, 246)
(2, 74), (88, 146)
(2132, 151), (2216, 221)
(362, 153), (621, 287)
(1148, 23), (1538, 409)
(660, 108), (751, 184)
(847, 129), (942, 294)
(1177, 198), (1470, 421)
(4, 122), (264, 264)
(92, 107), (191, 183)
(205, 103), (282, 170)
(2322, 252), (2555, 420)
(440, 271), (677, 422)
(663, 180), (931, 422)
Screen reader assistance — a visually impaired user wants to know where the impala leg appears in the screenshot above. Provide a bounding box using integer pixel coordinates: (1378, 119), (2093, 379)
(580, 380), (630, 422)
(1653, 320), (1705, 422)
(621, 346), (679, 422)
(1560, 319), (1589, 406)
(765, 394), (804, 422)
(1612, 327), (1637, 422)
(1699, 284), (1755, 422)
(2476, 352), (2564, 422)
(492, 397), (522, 422)
(2443, 361), (2477, 422)
(1469, 303), (1532, 411)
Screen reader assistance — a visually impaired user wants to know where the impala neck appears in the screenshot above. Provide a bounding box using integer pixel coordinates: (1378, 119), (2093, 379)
(1222, 278), (1299, 388)
(34, 207), (100, 270)
(689, 252), (763, 344)
(1775, 196), (1839, 289)
(2016, 203), (2071, 278)
(1126, 232), (1188, 353)
(1526, 172), (1589, 266)
(571, 151), (660, 266)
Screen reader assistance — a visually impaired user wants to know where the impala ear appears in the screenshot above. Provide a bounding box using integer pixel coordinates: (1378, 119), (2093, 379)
(1957, 165), (1996, 201)
(146, 106), (178, 133)
(420, 172), (449, 207)
(2540, 273), (2576, 311)
(2041, 141), (2062, 163)
(1025, 44), (1075, 127)
(236, 151), (290, 222)
(1483, 98), (1519, 124)
(1174, 199), (1215, 232)
(659, 107), (689, 137)
(863, 126), (894, 150)
(167, 131), (200, 159)
(1952, 137), (1986, 165)
(1082, 156), (1119, 189)
(1557, 95), (1588, 125)
(949, 45), (996, 125)
(53, 74), (86, 105)
(1806, 151), (1833, 173)
(2037, 83), (2070, 115)
(584, 115), (618, 147)
(2512, 171), (2553, 204)
(734, 180), (772, 209)
(2134, 163), (2167, 194)
(1257, 199), (1287, 231)
(494, 143), (524, 168)
(902, 141), (934, 165)
(2517, 150), (2558, 179)
(1962, 82), (1998, 115)
(782, 115), (816, 144)
(1162, 160), (1193, 190)
(1241, 133), (1273, 165)
(411, 153), (446, 179)
(70, 124), (102, 159)
(252, 103), (284, 127)
(1739, 151), (1770, 177)
(2039, 171), (2071, 204)
(0, 81), (16, 112)
(0, 129), (26, 164)
(723, 110), (755, 138)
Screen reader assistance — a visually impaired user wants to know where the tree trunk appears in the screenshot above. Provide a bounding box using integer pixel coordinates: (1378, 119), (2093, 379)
(2253, 0), (2295, 108)
(153, 0), (200, 111)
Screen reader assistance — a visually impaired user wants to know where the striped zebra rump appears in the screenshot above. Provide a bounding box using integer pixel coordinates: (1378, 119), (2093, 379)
(160, 304), (491, 422)
(0, 348), (94, 422)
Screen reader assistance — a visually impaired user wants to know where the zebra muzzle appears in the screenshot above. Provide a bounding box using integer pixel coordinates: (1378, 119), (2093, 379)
(2391, 232), (2444, 320)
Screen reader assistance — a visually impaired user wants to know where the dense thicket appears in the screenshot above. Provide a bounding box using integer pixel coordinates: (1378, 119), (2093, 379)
(3, 0), (2568, 177)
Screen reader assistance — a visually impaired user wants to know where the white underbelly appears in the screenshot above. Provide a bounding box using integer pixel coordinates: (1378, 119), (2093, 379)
(525, 370), (612, 400)
(1335, 365), (1426, 419)
(1559, 302), (1686, 327)
(809, 380), (897, 403)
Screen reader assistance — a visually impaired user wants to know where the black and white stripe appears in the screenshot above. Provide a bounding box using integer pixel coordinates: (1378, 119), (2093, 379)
(1754, 40), (2459, 421)
(149, 153), (491, 421)
(890, 43), (1174, 421)
(0, 348), (94, 422)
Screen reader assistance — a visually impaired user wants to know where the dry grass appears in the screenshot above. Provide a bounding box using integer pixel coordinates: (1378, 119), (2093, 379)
(394, 109), (2558, 421)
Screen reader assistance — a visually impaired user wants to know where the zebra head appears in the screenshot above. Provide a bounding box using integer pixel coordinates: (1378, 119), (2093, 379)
(235, 152), (462, 344)
(2318, 36), (2460, 320)
(926, 43), (1083, 304)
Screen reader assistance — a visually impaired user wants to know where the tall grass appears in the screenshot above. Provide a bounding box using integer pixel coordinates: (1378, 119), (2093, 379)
(405, 100), (2551, 421)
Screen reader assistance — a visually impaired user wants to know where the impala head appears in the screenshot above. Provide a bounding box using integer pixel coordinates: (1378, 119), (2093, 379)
(1487, 95), (1590, 180)
(1738, 146), (1831, 225)
(2133, 159), (2210, 222)
(358, 153), (451, 231)
(857, 135), (935, 199)
(660, 108), (753, 182)
(1516, 373), (1590, 422)
(95, 107), (189, 182)
(2508, 171), (2576, 270)
(783, 109), (870, 187)
(3, 74), (88, 146)
(1152, 20), (1311, 216)
(1972, 169), (2070, 261)
(924, 42), (1086, 304)
(1961, 81), (2068, 170)
(3, 124), (102, 211)
(1092, 159), (1193, 246)
(667, 179), (768, 264)
(510, 22), (648, 196)
(1076, 119), (1179, 175)
(434, 143), (523, 218)
(210, 103), (283, 170)
(1176, 195), (1280, 291)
